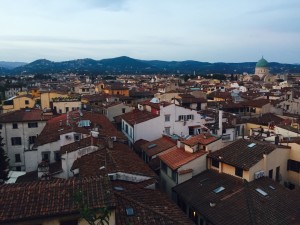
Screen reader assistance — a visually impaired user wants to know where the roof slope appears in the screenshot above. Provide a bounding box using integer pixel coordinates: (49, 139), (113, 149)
(0, 108), (53, 123)
(120, 109), (159, 126)
(114, 181), (194, 225)
(34, 111), (124, 147)
(159, 146), (206, 170)
(208, 139), (276, 170)
(173, 170), (300, 225)
(72, 142), (157, 178)
(0, 176), (115, 223)
(141, 136), (176, 157)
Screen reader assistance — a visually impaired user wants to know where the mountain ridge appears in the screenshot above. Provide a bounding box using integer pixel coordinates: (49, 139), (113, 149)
(1, 56), (300, 75)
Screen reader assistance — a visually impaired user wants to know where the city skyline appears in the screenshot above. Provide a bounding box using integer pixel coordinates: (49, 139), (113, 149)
(1, 0), (300, 63)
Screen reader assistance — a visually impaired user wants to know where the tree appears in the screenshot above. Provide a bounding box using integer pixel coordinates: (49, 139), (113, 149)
(0, 134), (9, 184)
(74, 190), (111, 225)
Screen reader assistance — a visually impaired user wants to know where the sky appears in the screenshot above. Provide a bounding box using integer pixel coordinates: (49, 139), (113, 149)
(0, 0), (300, 63)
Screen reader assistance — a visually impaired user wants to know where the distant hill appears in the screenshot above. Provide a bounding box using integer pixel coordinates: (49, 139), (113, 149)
(2, 56), (300, 76)
(0, 61), (27, 69)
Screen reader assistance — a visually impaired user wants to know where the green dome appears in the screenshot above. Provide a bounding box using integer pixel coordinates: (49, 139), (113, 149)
(256, 57), (268, 68)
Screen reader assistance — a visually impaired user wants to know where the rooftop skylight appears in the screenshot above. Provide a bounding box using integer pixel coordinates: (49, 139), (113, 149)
(269, 185), (276, 190)
(213, 186), (225, 193)
(126, 207), (134, 216)
(78, 120), (91, 127)
(148, 143), (157, 149)
(255, 188), (268, 196)
(248, 143), (256, 148)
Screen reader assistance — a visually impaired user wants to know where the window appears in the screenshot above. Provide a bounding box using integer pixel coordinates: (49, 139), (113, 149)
(11, 137), (22, 145)
(189, 207), (199, 223)
(42, 152), (50, 162)
(60, 220), (78, 225)
(161, 161), (167, 173)
(164, 127), (171, 135)
(16, 166), (21, 171)
(235, 167), (243, 177)
(276, 166), (280, 182)
(15, 154), (21, 162)
(12, 123), (18, 129)
(165, 114), (170, 122)
(125, 124), (128, 133)
(172, 170), (177, 182)
(211, 159), (219, 168)
(287, 159), (300, 173)
(25, 100), (29, 105)
(269, 169), (273, 179)
(28, 122), (38, 128)
(55, 151), (61, 162)
(122, 108), (126, 113)
(29, 136), (36, 144)
(0, 124), (2, 130)
(187, 115), (194, 120)
(178, 115), (194, 121)
(74, 134), (81, 141)
(66, 107), (69, 112)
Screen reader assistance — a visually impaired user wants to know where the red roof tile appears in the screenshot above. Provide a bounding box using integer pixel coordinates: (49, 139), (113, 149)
(120, 109), (159, 126)
(34, 111), (124, 147)
(159, 146), (206, 170)
(141, 136), (176, 157)
(72, 142), (157, 178)
(0, 108), (53, 123)
(181, 133), (219, 146)
(0, 176), (115, 223)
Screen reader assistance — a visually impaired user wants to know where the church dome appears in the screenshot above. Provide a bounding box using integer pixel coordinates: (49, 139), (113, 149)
(256, 57), (268, 68)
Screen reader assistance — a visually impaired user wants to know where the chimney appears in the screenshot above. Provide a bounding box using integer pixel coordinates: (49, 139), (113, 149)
(108, 138), (114, 149)
(275, 135), (280, 145)
(38, 161), (50, 180)
(217, 109), (223, 136)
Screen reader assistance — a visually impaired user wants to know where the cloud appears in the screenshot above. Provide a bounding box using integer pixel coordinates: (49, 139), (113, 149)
(0, 35), (131, 45)
(82, 0), (127, 11)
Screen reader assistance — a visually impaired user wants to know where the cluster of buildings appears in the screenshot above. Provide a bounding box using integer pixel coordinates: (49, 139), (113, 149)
(0, 57), (300, 225)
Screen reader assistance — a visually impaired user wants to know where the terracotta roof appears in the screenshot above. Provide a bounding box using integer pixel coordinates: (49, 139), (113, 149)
(133, 139), (149, 153)
(140, 136), (176, 157)
(0, 176), (115, 223)
(208, 139), (277, 170)
(16, 162), (63, 183)
(173, 170), (300, 225)
(60, 136), (99, 154)
(139, 100), (171, 110)
(114, 182), (194, 225)
(181, 133), (219, 146)
(238, 113), (284, 126)
(242, 99), (271, 108)
(120, 109), (159, 126)
(34, 111), (124, 147)
(0, 108), (53, 123)
(71, 142), (157, 178)
(159, 146), (206, 170)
